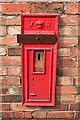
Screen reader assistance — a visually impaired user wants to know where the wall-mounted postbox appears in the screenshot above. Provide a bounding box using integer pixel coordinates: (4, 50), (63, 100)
(17, 14), (58, 106)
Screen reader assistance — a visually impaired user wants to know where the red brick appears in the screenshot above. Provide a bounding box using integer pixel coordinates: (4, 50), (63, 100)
(0, 4), (30, 14)
(47, 111), (74, 118)
(0, 86), (2, 94)
(0, 15), (20, 26)
(25, 112), (32, 118)
(0, 95), (5, 103)
(14, 111), (25, 118)
(10, 103), (40, 111)
(32, 3), (64, 14)
(0, 66), (7, 75)
(14, 0), (24, 2)
(0, 56), (21, 66)
(70, 103), (80, 111)
(0, 0), (12, 2)
(57, 95), (76, 103)
(71, 26), (78, 36)
(8, 86), (21, 94)
(0, 103), (10, 111)
(79, 25), (80, 36)
(1, 86), (8, 94)
(0, 46), (7, 56)
(32, 111), (46, 118)
(0, 112), (2, 118)
(3, 111), (13, 118)
(58, 68), (78, 76)
(58, 48), (70, 56)
(58, 37), (78, 48)
(31, 4), (46, 13)
(59, 26), (71, 36)
(0, 76), (20, 86)
(0, 36), (17, 45)
(46, 3), (64, 14)
(70, 46), (78, 57)
(79, 12), (80, 22)
(4, 95), (22, 102)
(59, 15), (78, 26)
(76, 95), (80, 103)
(65, 3), (78, 14)
(0, 26), (6, 36)
(59, 26), (78, 36)
(78, 68), (80, 76)
(8, 47), (21, 56)
(58, 57), (76, 68)
(73, 77), (80, 86)
(57, 76), (73, 86)
(56, 86), (78, 94)
(79, 58), (80, 67)
(8, 26), (20, 35)
(41, 103), (68, 111)
(79, 48), (80, 58)
(75, 111), (80, 118)
(8, 66), (21, 76)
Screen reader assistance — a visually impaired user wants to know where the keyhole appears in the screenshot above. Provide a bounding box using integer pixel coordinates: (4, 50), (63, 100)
(32, 78), (35, 81)
(38, 53), (40, 60)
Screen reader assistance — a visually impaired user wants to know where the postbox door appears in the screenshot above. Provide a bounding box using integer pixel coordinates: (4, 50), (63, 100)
(27, 48), (52, 102)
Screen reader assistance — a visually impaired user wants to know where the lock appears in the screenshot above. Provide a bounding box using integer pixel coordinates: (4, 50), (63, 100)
(32, 78), (35, 81)
(17, 14), (58, 106)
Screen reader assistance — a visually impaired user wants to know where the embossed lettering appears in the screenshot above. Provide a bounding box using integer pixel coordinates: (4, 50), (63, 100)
(46, 22), (51, 28)
(29, 21), (34, 27)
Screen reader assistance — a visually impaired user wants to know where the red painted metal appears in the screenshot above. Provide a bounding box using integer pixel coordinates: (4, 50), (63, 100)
(21, 14), (58, 106)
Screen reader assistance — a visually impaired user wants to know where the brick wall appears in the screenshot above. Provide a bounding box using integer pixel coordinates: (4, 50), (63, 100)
(0, 0), (80, 119)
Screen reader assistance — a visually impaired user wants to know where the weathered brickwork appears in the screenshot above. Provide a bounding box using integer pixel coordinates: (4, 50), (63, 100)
(0, 0), (80, 120)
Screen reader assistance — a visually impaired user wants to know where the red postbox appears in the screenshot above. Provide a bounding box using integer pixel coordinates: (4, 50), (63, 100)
(17, 14), (58, 106)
